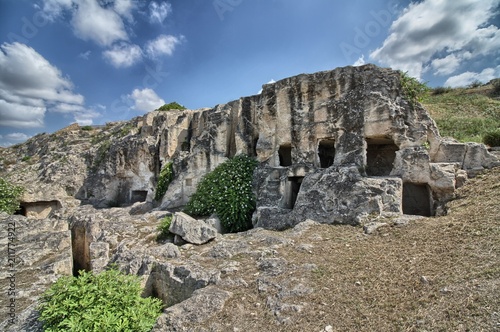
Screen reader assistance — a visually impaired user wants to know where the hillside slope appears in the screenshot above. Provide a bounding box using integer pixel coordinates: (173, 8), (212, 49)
(421, 82), (500, 143)
(185, 166), (499, 331)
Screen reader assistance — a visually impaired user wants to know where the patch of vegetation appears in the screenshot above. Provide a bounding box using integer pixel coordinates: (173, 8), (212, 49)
(0, 178), (24, 214)
(421, 85), (500, 143)
(38, 267), (163, 331)
(157, 102), (186, 111)
(93, 140), (112, 169)
(184, 155), (258, 233)
(155, 162), (174, 201)
(156, 215), (173, 241)
(21, 156), (31, 162)
(115, 124), (134, 138)
(80, 125), (93, 131)
(399, 71), (430, 109)
(432, 86), (452, 95)
(483, 129), (500, 147)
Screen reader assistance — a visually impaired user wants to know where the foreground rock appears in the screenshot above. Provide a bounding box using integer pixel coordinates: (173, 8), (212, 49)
(169, 212), (218, 245)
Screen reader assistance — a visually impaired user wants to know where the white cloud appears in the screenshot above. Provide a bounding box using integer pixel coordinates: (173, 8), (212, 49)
(0, 42), (86, 128)
(370, 0), (500, 79)
(0, 132), (32, 147)
(40, 0), (73, 21)
(128, 88), (165, 112)
(79, 50), (91, 60)
(444, 66), (500, 87)
(353, 55), (365, 67)
(71, 0), (128, 47)
(430, 54), (461, 76)
(103, 42), (142, 68)
(145, 35), (182, 58)
(149, 1), (172, 24)
(113, 0), (135, 22)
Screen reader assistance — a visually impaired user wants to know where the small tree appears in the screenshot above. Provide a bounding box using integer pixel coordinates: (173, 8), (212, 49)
(399, 71), (430, 108)
(0, 178), (24, 214)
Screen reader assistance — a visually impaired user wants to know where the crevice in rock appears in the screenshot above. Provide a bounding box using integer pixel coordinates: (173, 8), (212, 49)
(402, 182), (434, 217)
(318, 139), (336, 168)
(284, 176), (303, 209)
(71, 225), (91, 276)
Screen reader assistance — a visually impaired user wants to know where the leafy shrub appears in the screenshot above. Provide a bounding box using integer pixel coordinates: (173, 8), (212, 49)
(468, 80), (483, 89)
(156, 215), (173, 241)
(432, 87), (451, 95)
(38, 267), (163, 332)
(155, 162), (173, 201)
(0, 178), (24, 214)
(184, 154), (258, 233)
(80, 125), (93, 131)
(157, 102), (186, 111)
(491, 78), (500, 96)
(483, 130), (500, 147)
(399, 71), (430, 108)
(21, 156), (31, 162)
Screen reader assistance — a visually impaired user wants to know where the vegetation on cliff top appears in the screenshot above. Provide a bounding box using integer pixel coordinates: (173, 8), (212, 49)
(156, 102), (186, 111)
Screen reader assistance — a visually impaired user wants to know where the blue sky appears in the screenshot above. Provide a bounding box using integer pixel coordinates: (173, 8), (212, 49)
(0, 0), (499, 146)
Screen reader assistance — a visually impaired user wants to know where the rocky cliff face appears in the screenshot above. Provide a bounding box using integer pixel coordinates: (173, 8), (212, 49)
(1, 64), (499, 330)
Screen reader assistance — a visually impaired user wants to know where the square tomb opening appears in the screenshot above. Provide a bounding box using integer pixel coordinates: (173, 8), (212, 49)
(366, 138), (398, 176)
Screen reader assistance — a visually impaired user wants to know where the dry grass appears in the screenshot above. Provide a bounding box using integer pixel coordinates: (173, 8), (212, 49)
(196, 167), (500, 331)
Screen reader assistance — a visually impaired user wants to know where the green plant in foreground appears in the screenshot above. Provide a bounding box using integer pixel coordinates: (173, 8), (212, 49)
(155, 162), (174, 201)
(0, 178), (24, 214)
(483, 129), (500, 147)
(156, 215), (173, 241)
(399, 71), (430, 108)
(38, 267), (163, 332)
(184, 154), (258, 233)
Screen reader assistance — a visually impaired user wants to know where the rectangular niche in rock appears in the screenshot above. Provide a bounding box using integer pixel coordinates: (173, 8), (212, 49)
(366, 138), (398, 176)
(278, 144), (292, 166)
(284, 176), (303, 209)
(130, 190), (148, 204)
(318, 139), (336, 168)
(402, 182), (433, 217)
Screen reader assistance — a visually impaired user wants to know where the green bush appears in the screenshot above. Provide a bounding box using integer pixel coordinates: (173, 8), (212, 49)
(184, 154), (258, 233)
(0, 178), (24, 214)
(156, 215), (173, 241)
(399, 71), (430, 108)
(483, 130), (500, 147)
(38, 268), (163, 332)
(155, 162), (174, 201)
(432, 87), (451, 95)
(157, 102), (186, 111)
(80, 125), (93, 131)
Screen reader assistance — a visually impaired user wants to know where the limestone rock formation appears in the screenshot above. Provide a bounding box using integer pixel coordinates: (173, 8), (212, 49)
(1, 64), (499, 330)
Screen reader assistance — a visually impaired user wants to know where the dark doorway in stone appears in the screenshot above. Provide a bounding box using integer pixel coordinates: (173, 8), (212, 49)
(279, 144), (292, 166)
(366, 138), (398, 176)
(403, 183), (433, 217)
(284, 177), (303, 209)
(130, 190), (147, 204)
(318, 139), (336, 168)
(72, 226), (90, 276)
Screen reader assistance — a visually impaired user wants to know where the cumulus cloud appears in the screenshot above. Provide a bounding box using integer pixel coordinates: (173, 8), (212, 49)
(0, 42), (93, 128)
(128, 88), (165, 112)
(370, 0), (500, 79)
(145, 35), (182, 58)
(103, 42), (142, 68)
(0, 132), (32, 147)
(71, 0), (128, 47)
(149, 1), (172, 24)
(353, 55), (365, 67)
(444, 66), (500, 87)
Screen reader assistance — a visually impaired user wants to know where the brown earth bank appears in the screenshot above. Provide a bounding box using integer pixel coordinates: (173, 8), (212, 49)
(184, 167), (499, 332)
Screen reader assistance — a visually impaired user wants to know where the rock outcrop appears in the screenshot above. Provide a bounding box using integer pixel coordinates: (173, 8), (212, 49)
(1, 64), (499, 330)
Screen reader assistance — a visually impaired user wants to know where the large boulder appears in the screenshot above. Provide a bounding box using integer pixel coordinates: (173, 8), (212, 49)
(169, 212), (218, 245)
